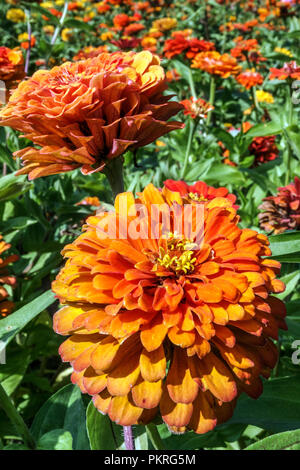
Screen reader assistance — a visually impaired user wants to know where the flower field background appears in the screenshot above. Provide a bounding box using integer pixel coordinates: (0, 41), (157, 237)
(0, 0), (300, 452)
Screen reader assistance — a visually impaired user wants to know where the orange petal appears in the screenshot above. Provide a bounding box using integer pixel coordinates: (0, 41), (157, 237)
(108, 394), (143, 426)
(140, 345), (167, 382)
(160, 389), (193, 428)
(167, 348), (199, 404)
(132, 377), (163, 409)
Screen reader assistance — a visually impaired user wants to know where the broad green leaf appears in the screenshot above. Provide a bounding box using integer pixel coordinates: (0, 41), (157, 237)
(269, 231), (300, 262)
(0, 174), (32, 203)
(37, 429), (73, 450)
(86, 401), (118, 450)
(0, 348), (30, 395)
(63, 19), (93, 31)
(245, 429), (300, 450)
(245, 121), (283, 138)
(0, 290), (56, 355)
(277, 271), (300, 300)
(201, 164), (245, 185)
(229, 376), (300, 432)
(31, 384), (90, 450)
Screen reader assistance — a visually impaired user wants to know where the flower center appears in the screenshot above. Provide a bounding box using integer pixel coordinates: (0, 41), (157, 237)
(156, 233), (197, 275)
(188, 192), (208, 202)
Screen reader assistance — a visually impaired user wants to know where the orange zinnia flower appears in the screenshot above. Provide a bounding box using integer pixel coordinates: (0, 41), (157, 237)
(0, 235), (18, 318)
(270, 61), (300, 80)
(236, 69), (263, 89)
(0, 51), (183, 180)
(53, 184), (286, 433)
(0, 46), (24, 84)
(180, 97), (214, 119)
(192, 51), (242, 78)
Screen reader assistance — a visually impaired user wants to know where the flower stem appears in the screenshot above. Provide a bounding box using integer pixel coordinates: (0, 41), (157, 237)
(123, 426), (135, 450)
(146, 423), (166, 450)
(24, 9), (31, 75)
(251, 86), (260, 120)
(103, 157), (125, 200)
(206, 75), (216, 126)
(180, 118), (199, 180)
(0, 383), (35, 449)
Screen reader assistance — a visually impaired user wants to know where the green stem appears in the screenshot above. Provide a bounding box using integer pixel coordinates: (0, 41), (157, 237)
(251, 86), (260, 120)
(188, 69), (197, 100)
(180, 118), (199, 180)
(284, 130), (292, 186)
(103, 157), (125, 200)
(206, 75), (216, 126)
(0, 383), (35, 449)
(146, 423), (166, 450)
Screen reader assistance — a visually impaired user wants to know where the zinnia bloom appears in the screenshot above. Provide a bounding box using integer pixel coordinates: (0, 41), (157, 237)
(0, 47), (24, 84)
(248, 136), (279, 166)
(192, 51), (242, 78)
(256, 90), (274, 104)
(236, 69), (263, 89)
(72, 46), (109, 61)
(231, 38), (259, 61)
(180, 97), (214, 119)
(164, 180), (237, 208)
(53, 184), (286, 433)
(270, 61), (300, 80)
(259, 176), (300, 233)
(0, 235), (18, 318)
(0, 51), (183, 180)
(76, 196), (101, 207)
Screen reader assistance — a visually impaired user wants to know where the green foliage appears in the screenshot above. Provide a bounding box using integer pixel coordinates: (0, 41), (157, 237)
(0, 0), (299, 453)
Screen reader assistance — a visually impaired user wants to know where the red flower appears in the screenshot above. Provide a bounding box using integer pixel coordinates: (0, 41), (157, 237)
(248, 136), (279, 166)
(185, 39), (215, 59)
(259, 177), (300, 233)
(164, 180), (238, 208)
(270, 61), (300, 80)
(110, 38), (141, 50)
(124, 23), (145, 36)
(180, 97), (214, 119)
(236, 69), (263, 89)
(113, 14), (130, 29)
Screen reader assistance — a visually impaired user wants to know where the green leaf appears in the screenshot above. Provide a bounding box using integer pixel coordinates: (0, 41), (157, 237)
(0, 348), (30, 395)
(0, 174), (32, 203)
(31, 384), (90, 450)
(86, 401), (118, 450)
(245, 429), (300, 450)
(229, 376), (300, 432)
(245, 121), (283, 138)
(37, 429), (73, 450)
(200, 164), (245, 185)
(63, 19), (93, 31)
(268, 231), (300, 262)
(0, 290), (56, 355)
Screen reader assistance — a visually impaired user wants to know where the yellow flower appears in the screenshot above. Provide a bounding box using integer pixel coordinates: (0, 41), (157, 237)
(101, 31), (114, 41)
(55, 0), (66, 5)
(6, 8), (25, 22)
(18, 33), (29, 42)
(141, 37), (157, 48)
(40, 2), (54, 8)
(61, 28), (74, 42)
(256, 90), (274, 104)
(152, 17), (177, 31)
(43, 25), (55, 35)
(274, 47), (293, 57)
